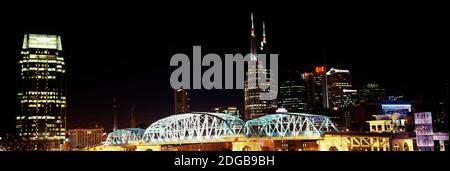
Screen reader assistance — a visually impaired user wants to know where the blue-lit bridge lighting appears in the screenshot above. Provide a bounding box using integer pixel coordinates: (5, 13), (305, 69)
(105, 112), (338, 145)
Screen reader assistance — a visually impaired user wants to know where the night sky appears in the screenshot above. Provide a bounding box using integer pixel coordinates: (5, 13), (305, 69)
(1, 2), (448, 134)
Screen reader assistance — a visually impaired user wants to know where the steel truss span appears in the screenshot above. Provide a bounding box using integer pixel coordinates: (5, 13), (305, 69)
(244, 113), (338, 137)
(105, 128), (145, 145)
(104, 112), (338, 145)
(143, 112), (245, 143)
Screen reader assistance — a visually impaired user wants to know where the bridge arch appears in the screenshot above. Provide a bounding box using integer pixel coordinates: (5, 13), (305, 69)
(244, 113), (338, 137)
(143, 112), (245, 143)
(105, 128), (146, 145)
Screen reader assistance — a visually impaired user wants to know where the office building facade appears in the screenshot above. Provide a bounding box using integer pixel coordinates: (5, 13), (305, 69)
(302, 66), (329, 113)
(67, 128), (105, 150)
(174, 88), (190, 114)
(326, 68), (357, 128)
(16, 34), (67, 150)
(244, 13), (277, 120)
(278, 71), (308, 113)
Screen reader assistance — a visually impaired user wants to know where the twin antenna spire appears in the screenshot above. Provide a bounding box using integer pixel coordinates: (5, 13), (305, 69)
(113, 98), (137, 131)
(251, 12), (255, 37)
(251, 12), (267, 50)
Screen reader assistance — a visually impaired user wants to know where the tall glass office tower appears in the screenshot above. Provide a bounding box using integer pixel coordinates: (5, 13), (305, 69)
(16, 34), (66, 150)
(244, 13), (277, 120)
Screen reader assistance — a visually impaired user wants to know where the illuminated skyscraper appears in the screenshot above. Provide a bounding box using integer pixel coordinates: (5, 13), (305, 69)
(326, 68), (357, 128)
(17, 34), (66, 150)
(327, 68), (357, 109)
(174, 88), (190, 114)
(302, 66), (329, 113)
(278, 71), (308, 113)
(244, 13), (277, 120)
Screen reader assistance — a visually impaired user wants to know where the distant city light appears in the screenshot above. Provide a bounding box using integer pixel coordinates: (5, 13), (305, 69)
(276, 108), (288, 113)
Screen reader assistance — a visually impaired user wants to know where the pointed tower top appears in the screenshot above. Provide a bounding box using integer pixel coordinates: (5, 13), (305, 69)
(251, 12), (254, 29)
(251, 12), (255, 37)
(261, 20), (267, 50)
(113, 98), (118, 131)
(262, 21), (266, 37)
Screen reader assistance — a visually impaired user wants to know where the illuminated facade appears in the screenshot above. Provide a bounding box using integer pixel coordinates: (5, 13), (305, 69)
(381, 104), (412, 114)
(326, 68), (357, 109)
(302, 66), (329, 113)
(358, 83), (387, 102)
(91, 111), (448, 151)
(367, 113), (413, 133)
(244, 13), (276, 120)
(414, 112), (434, 151)
(326, 68), (357, 128)
(67, 128), (105, 149)
(102, 112), (337, 146)
(278, 71), (308, 113)
(174, 88), (190, 114)
(367, 120), (393, 133)
(16, 34), (66, 150)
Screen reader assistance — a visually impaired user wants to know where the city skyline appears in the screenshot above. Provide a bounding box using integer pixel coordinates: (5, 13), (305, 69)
(1, 3), (448, 134)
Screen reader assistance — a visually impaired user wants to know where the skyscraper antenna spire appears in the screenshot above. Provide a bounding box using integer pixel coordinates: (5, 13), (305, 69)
(262, 21), (266, 37)
(260, 20), (267, 51)
(262, 20), (266, 44)
(251, 12), (255, 37)
(113, 98), (118, 131)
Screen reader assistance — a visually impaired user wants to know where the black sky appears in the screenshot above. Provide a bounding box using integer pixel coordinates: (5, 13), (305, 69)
(1, 1), (448, 134)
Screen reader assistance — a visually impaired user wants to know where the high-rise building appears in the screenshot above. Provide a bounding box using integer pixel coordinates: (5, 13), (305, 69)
(443, 80), (449, 131)
(278, 71), (308, 113)
(16, 34), (66, 150)
(67, 127), (105, 150)
(358, 83), (387, 102)
(244, 13), (276, 120)
(302, 66), (329, 113)
(327, 68), (357, 109)
(326, 68), (357, 128)
(174, 88), (190, 114)
(433, 80), (449, 132)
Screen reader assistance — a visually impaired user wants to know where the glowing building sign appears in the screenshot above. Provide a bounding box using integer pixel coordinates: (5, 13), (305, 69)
(381, 104), (411, 114)
(315, 66), (326, 74)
